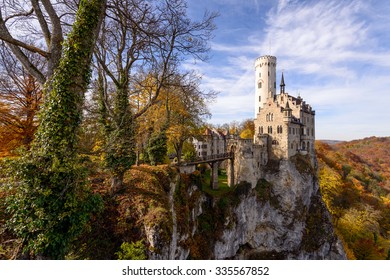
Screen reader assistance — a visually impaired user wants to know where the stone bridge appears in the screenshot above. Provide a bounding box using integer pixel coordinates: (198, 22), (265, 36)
(182, 152), (234, 190)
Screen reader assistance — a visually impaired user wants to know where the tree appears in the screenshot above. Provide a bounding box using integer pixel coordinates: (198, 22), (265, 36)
(0, 46), (42, 154)
(3, 0), (107, 259)
(95, 0), (217, 190)
(147, 127), (168, 166)
(0, 1), (81, 84)
(239, 119), (255, 139)
(165, 73), (213, 164)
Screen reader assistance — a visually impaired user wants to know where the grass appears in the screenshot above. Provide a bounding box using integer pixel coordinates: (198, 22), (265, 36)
(201, 169), (233, 196)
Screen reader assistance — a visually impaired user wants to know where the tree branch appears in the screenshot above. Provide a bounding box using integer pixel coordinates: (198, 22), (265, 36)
(30, 0), (51, 47)
(4, 8), (34, 23)
(40, 0), (64, 76)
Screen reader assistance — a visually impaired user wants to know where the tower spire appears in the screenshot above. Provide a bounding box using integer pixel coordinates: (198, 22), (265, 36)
(280, 72), (285, 94)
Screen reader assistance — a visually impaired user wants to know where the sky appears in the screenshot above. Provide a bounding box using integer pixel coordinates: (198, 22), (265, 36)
(185, 0), (390, 141)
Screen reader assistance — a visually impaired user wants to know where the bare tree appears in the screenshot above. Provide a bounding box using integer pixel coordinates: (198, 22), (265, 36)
(0, 1), (77, 84)
(95, 0), (218, 190)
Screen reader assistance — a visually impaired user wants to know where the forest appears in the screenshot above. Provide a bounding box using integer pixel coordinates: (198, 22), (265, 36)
(316, 138), (390, 259)
(0, 0), (219, 259)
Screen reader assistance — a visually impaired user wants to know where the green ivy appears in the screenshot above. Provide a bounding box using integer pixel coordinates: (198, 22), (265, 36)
(98, 74), (136, 187)
(5, 0), (106, 259)
(147, 129), (168, 166)
(116, 240), (147, 260)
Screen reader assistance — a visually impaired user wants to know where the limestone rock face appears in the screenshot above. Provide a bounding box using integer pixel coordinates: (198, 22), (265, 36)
(147, 158), (346, 260)
(214, 159), (346, 259)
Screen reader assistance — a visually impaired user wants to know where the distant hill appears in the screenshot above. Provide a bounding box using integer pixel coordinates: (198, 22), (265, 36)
(316, 137), (390, 259)
(318, 140), (345, 145)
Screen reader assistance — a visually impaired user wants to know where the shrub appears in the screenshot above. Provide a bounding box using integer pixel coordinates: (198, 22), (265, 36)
(116, 240), (147, 260)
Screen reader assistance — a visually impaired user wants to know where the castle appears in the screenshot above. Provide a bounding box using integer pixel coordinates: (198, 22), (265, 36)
(226, 55), (316, 186)
(253, 55), (315, 159)
(190, 55), (316, 188)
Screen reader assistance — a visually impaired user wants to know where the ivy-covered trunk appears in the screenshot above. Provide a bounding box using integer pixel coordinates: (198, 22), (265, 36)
(102, 75), (136, 193)
(6, 0), (107, 259)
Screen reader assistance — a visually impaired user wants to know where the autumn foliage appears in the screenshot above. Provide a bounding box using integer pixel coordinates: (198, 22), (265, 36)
(316, 138), (390, 259)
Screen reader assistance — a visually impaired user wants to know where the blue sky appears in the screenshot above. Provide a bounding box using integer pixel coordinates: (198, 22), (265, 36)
(185, 0), (390, 140)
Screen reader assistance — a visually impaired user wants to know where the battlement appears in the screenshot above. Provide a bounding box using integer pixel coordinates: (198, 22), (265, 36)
(256, 55), (276, 61)
(255, 55), (277, 66)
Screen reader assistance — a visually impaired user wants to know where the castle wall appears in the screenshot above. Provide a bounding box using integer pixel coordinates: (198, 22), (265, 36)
(228, 139), (267, 186)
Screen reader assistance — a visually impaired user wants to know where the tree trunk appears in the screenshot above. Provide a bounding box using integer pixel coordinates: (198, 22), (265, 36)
(111, 173), (124, 194)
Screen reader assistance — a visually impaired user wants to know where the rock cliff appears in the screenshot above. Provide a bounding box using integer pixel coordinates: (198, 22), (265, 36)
(135, 155), (346, 260)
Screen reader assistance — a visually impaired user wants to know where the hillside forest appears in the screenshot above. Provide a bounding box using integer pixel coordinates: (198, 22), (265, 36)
(0, 0), (389, 260)
(316, 138), (390, 259)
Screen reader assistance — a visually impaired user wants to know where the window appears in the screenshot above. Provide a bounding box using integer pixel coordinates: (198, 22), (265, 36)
(274, 82), (276, 88)
(259, 96), (261, 102)
(289, 127), (291, 134)
(280, 126), (283, 134)
(258, 82), (262, 89)
(259, 73), (261, 77)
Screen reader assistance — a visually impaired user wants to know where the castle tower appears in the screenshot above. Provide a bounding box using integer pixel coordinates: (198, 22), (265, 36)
(254, 55), (276, 117)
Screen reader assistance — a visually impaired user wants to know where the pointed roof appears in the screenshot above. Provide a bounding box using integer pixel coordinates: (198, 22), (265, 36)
(280, 72), (285, 87)
(284, 101), (292, 111)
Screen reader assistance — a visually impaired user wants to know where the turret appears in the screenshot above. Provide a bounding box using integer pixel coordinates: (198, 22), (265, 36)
(254, 55), (276, 117)
(283, 101), (292, 122)
(280, 72), (285, 94)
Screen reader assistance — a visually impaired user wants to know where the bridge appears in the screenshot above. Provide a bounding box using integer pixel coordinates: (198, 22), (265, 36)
(180, 152), (235, 190)
(188, 152), (233, 165)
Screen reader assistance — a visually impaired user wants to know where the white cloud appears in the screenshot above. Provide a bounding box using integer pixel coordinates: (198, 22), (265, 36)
(187, 0), (390, 139)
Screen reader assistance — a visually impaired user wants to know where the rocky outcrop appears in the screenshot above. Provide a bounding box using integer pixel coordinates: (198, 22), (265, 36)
(144, 156), (346, 260)
(213, 158), (345, 259)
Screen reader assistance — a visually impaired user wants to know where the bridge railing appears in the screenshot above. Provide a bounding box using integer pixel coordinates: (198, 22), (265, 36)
(195, 152), (234, 162)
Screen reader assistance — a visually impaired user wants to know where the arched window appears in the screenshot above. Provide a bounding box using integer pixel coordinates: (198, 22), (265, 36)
(307, 142), (310, 152)
(266, 114), (269, 122)
(279, 126), (283, 134)
(302, 141), (306, 150)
